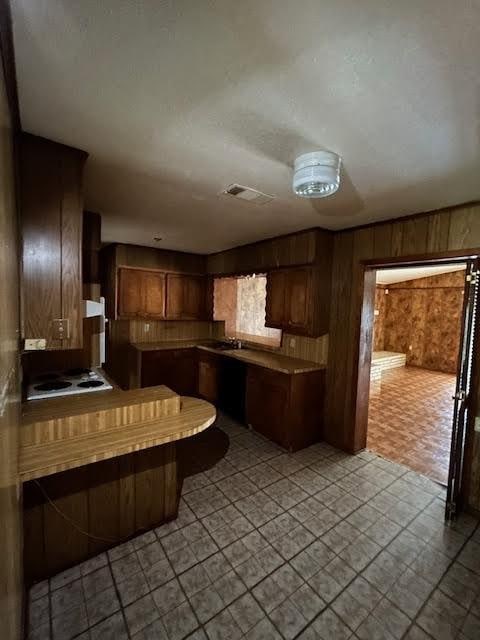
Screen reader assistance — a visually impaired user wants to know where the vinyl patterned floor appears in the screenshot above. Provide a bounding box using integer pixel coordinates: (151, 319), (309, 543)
(27, 413), (480, 640)
(368, 366), (457, 485)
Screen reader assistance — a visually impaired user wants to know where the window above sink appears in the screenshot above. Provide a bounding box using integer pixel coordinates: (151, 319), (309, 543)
(213, 274), (282, 348)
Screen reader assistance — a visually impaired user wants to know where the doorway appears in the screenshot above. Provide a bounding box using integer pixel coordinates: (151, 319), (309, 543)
(357, 255), (480, 517)
(367, 263), (466, 484)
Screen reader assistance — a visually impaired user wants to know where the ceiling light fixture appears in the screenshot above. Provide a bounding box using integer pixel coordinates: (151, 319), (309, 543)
(293, 151), (341, 198)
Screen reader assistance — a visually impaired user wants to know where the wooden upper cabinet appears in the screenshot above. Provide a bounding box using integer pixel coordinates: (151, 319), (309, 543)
(285, 268), (311, 331)
(143, 271), (166, 318)
(117, 268), (165, 319)
(21, 133), (88, 350)
(265, 266), (328, 337)
(165, 274), (184, 319)
(265, 270), (287, 327)
(166, 274), (207, 320)
(117, 268), (209, 320)
(118, 268), (143, 317)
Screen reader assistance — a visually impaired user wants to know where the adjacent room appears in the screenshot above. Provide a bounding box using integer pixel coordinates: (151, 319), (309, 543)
(367, 264), (467, 484)
(2, 2), (480, 640)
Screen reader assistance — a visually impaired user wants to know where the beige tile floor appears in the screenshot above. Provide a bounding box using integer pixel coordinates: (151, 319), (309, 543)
(27, 414), (480, 640)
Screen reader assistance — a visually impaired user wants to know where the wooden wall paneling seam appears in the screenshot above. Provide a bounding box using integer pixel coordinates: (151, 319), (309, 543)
(401, 216), (429, 256)
(447, 207), (480, 251)
(390, 220), (404, 257)
(426, 212), (451, 253)
(372, 224), (393, 259)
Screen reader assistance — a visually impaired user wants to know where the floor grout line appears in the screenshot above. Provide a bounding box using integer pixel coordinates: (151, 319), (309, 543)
(31, 415), (480, 640)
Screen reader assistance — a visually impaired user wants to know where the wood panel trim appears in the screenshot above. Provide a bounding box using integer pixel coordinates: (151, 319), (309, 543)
(362, 248), (480, 268)
(117, 264), (206, 277)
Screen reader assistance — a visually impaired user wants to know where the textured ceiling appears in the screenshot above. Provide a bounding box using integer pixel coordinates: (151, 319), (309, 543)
(11, 0), (480, 253)
(376, 264), (466, 285)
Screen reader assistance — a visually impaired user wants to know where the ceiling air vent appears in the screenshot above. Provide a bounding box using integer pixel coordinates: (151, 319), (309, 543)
(220, 184), (274, 205)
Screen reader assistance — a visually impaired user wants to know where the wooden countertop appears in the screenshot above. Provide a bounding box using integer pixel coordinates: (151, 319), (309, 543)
(132, 339), (217, 351)
(198, 346), (325, 374)
(20, 387), (216, 482)
(131, 340), (325, 375)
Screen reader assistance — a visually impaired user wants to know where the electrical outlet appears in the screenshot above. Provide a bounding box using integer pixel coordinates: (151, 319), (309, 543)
(289, 338), (296, 348)
(144, 323), (150, 333)
(475, 417), (480, 433)
(24, 338), (46, 350)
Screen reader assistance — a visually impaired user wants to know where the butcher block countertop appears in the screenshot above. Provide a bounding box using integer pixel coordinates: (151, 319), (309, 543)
(131, 340), (325, 375)
(19, 386), (216, 482)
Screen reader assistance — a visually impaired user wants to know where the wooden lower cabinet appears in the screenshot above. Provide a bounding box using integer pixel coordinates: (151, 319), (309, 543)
(197, 351), (221, 404)
(197, 351), (246, 422)
(246, 365), (325, 451)
(141, 348), (198, 396)
(23, 442), (178, 584)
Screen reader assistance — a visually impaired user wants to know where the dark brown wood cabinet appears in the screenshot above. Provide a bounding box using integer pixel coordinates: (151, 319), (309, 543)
(166, 273), (207, 320)
(265, 266), (329, 337)
(118, 268), (166, 319)
(21, 134), (88, 350)
(265, 269), (288, 326)
(197, 351), (222, 404)
(141, 348), (198, 396)
(116, 268), (210, 321)
(197, 351), (246, 421)
(246, 365), (325, 451)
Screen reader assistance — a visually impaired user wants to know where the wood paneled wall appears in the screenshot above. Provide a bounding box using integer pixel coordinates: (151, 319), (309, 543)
(324, 203), (480, 509)
(0, 7), (22, 635)
(377, 271), (464, 374)
(23, 442), (178, 584)
(206, 228), (332, 275)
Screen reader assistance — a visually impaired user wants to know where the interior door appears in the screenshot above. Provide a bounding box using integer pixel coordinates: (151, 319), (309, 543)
(446, 258), (480, 520)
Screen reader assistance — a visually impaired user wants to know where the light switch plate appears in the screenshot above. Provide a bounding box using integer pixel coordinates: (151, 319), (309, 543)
(24, 338), (46, 350)
(475, 417), (480, 433)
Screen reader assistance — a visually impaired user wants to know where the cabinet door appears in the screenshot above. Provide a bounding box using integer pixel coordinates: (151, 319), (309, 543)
(142, 271), (165, 318)
(170, 349), (198, 395)
(166, 274), (206, 320)
(265, 270), (287, 327)
(141, 350), (171, 388)
(118, 269), (143, 317)
(246, 367), (289, 447)
(285, 268), (311, 331)
(165, 274), (184, 319)
(198, 356), (220, 404)
(183, 276), (203, 319)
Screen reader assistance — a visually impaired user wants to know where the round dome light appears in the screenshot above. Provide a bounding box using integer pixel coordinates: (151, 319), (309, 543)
(293, 151), (341, 198)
